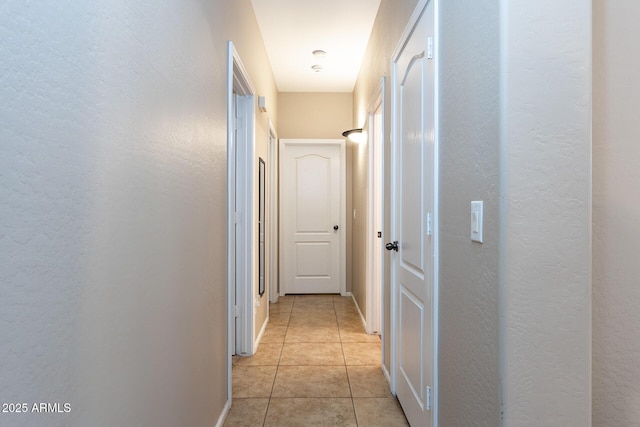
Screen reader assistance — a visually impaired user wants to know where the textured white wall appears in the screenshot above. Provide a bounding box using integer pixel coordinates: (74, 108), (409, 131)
(0, 1), (276, 426)
(350, 132), (368, 317)
(500, 1), (592, 425)
(438, 0), (501, 425)
(277, 93), (352, 140)
(593, 1), (640, 425)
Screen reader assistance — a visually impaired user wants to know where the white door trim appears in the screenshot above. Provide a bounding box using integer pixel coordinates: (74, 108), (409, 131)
(366, 77), (385, 335)
(433, 1), (440, 421)
(279, 139), (347, 296)
(227, 41), (256, 403)
(390, 0), (440, 424)
(267, 121), (279, 304)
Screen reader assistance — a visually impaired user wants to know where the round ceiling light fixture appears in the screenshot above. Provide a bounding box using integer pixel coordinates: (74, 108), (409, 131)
(311, 50), (327, 73)
(312, 49), (327, 59)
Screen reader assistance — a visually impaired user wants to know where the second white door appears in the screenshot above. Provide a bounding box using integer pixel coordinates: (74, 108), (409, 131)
(391, 1), (436, 426)
(280, 139), (345, 295)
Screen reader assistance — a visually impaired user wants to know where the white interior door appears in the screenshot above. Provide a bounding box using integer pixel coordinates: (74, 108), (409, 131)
(280, 139), (345, 295)
(390, 1), (436, 426)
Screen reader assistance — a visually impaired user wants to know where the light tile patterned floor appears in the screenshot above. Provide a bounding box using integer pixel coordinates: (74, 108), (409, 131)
(225, 295), (409, 427)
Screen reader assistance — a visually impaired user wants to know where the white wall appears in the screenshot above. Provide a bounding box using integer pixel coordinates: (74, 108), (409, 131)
(277, 93), (352, 140)
(438, 0), (501, 424)
(500, 1), (592, 425)
(0, 1), (276, 426)
(350, 130), (368, 317)
(593, 1), (640, 424)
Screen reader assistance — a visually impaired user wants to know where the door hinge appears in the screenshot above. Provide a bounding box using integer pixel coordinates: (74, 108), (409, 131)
(427, 37), (434, 60)
(426, 212), (433, 236)
(234, 305), (239, 318)
(426, 386), (432, 411)
(234, 212), (241, 224)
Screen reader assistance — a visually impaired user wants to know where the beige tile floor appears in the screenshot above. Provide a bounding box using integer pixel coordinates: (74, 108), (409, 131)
(225, 294), (409, 427)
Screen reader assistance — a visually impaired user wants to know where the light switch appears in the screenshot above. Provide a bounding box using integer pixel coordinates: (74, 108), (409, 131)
(471, 201), (483, 243)
(472, 211), (479, 233)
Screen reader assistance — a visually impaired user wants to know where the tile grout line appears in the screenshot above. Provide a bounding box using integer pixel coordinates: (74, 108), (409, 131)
(232, 295), (386, 426)
(262, 295), (292, 427)
(335, 296), (361, 426)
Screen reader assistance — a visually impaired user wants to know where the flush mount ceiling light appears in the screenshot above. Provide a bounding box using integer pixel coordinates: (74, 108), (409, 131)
(311, 49), (327, 73)
(312, 49), (326, 59)
(342, 128), (365, 144)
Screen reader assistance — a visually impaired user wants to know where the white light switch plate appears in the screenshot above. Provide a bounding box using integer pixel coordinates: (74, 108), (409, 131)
(471, 201), (483, 243)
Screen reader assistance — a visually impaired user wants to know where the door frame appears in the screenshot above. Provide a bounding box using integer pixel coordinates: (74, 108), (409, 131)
(366, 77), (385, 335)
(389, 0), (440, 423)
(227, 41), (256, 399)
(278, 139), (347, 296)
(267, 121), (279, 304)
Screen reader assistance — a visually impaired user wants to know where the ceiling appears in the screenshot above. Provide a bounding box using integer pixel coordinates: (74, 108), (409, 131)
(250, 0), (382, 93)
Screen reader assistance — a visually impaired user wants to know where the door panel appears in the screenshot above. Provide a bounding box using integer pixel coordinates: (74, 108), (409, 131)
(392, 1), (435, 426)
(400, 62), (426, 275)
(400, 287), (424, 392)
(296, 155), (331, 232)
(296, 242), (331, 276)
(280, 140), (345, 295)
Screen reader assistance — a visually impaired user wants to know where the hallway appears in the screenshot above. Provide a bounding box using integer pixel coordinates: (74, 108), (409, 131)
(224, 295), (408, 426)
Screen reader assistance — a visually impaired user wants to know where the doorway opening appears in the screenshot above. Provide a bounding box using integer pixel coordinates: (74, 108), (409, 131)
(227, 41), (256, 403)
(365, 78), (385, 336)
(267, 122), (279, 304)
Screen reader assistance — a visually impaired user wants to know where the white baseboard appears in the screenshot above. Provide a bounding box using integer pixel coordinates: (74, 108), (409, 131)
(382, 364), (394, 396)
(254, 315), (269, 350)
(214, 399), (231, 427)
(350, 294), (368, 331)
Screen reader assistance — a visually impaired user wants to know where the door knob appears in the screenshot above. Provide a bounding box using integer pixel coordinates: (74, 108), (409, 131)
(333, 225), (339, 231)
(385, 241), (399, 251)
